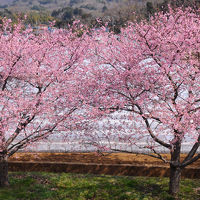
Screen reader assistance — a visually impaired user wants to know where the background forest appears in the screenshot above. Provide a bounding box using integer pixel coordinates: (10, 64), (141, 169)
(1, 0), (200, 32)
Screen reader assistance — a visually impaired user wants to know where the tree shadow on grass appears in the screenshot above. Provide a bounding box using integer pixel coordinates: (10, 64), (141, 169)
(53, 174), (174, 200)
(0, 172), (192, 200)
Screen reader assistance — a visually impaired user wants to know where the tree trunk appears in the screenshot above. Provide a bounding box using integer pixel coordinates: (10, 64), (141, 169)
(169, 137), (181, 196)
(0, 155), (9, 187)
(169, 165), (181, 196)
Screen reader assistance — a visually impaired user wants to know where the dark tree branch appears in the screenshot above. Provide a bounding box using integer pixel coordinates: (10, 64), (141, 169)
(5, 115), (35, 149)
(181, 153), (200, 168)
(181, 134), (200, 168)
(111, 148), (170, 164)
(1, 56), (21, 91)
(143, 116), (171, 149)
(134, 104), (171, 149)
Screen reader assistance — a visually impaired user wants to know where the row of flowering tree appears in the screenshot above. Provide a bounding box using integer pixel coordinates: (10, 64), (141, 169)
(0, 19), (92, 186)
(80, 7), (200, 196)
(0, 6), (200, 196)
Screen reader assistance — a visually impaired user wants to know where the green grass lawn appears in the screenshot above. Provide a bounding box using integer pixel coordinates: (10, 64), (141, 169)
(0, 172), (199, 200)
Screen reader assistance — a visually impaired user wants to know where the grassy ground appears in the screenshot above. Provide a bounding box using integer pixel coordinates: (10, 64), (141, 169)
(0, 172), (200, 200)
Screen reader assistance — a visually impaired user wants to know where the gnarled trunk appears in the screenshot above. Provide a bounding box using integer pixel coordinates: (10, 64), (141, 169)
(169, 138), (181, 196)
(169, 165), (181, 196)
(0, 155), (9, 187)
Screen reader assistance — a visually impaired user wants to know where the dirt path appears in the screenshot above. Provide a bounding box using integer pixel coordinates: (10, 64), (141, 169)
(9, 152), (200, 167)
(7, 152), (200, 178)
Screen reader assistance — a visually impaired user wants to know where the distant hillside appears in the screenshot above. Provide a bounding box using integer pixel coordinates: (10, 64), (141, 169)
(0, 0), (157, 15)
(0, 0), (166, 33)
(0, 0), (198, 33)
(0, 0), (14, 5)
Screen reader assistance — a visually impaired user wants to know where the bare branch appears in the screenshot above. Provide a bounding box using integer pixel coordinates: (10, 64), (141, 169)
(111, 148), (170, 164)
(181, 134), (200, 168)
(1, 56), (21, 91)
(134, 104), (171, 149)
(5, 115), (35, 149)
(181, 153), (200, 168)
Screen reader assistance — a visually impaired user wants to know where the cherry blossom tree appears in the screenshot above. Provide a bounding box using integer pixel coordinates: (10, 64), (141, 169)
(83, 7), (200, 195)
(0, 19), (90, 187)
